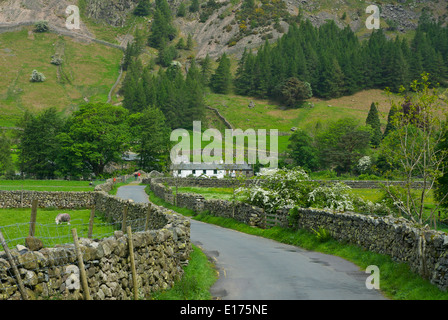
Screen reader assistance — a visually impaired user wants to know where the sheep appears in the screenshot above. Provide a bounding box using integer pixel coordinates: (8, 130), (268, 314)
(55, 213), (71, 225)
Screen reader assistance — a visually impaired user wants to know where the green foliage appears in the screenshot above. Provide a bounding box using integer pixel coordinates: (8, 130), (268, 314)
(134, 0), (151, 16)
(436, 123), (448, 209)
(288, 129), (319, 171)
(366, 102), (382, 147)
(56, 103), (130, 177)
(152, 245), (217, 300)
(198, 0), (224, 22)
(157, 42), (179, 67)
(175, 37), (185, 49)
(148, 0), (177, 49)
(210, 53), (232, 94)
(381, 73), (448, 224)
(311, 227), (332, 242)
(30, 70), (46, 82)
(277, 77), (312, 107)
(200, 54), (213, 86)
(177, 2), (187, 17)
(17, 108), (64, 179)
(186, 33), (194, 50)
(34, 21), (49, 33)
(121, 58), (206, 130)
(234, 19), (448, 103)
(128, 105), (171, 171)
(122, 29), (146, 70)
(234, 0), (289, 37)
(0, 133), (13, 175)
(316, 117), (372, 174)
(189, 0), (200, 12)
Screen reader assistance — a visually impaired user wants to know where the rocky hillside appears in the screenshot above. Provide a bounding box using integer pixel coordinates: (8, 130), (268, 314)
(1, 0), (446, 59)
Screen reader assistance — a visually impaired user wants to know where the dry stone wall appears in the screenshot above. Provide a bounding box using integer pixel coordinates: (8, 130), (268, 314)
(0, 178), (192, 300)
(142, 177), (425, 189)
(150, 180), (266, 228)
(0, 190), (94, 209)
(281, 207), (448, 291)
(150, 179), (266, 228)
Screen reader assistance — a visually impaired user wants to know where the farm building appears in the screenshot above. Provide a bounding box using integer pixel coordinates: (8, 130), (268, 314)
(170, 162), (253, 178)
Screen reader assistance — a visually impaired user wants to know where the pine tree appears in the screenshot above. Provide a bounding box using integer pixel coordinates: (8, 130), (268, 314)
(200, 53), (213, 86)
(210, 53), (232, 94)
(183, 60), (206, 126)
(148, 2), (176, 49)
(134, 0), (151, 16)
(383, 104), (398, 138)
(177, 2), (187, 17)
(186, 33), (194, 50)
(381, 40), (408, 92)
(189, 0), (199, 12)
(365, 102), (382, 147)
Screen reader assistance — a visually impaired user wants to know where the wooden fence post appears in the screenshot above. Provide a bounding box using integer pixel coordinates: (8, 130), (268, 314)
(71, 228), (91, 300)
(28, 199), (38, 237)
(88, 206), (95, 239)
(122, 205), (128, 233)
(127, 226), (138, 300)
(145, 203), (152, 231)
(0, 230), (28, 300)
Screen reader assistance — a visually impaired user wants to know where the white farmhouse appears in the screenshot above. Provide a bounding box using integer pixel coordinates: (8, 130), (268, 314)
(171, 162), (253, 178)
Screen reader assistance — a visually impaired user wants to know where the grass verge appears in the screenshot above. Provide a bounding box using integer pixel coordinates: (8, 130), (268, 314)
(151, 244), (218, 300)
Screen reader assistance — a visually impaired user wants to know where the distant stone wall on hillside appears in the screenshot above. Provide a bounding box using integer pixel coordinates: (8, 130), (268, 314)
(0, 190), (94, 209)
(142, 176), (426, 189)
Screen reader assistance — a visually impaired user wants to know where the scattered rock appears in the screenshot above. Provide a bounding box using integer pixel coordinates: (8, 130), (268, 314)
(25, 236), (43, 251)
(248, 100), (255, 108)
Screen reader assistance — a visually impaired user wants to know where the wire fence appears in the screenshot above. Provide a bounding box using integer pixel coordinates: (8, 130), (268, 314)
(0, 215), (151, 248)
(0, 214), (152, 300)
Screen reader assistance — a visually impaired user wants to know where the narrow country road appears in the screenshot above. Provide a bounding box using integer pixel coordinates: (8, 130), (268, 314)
(116, 185), (387, 300)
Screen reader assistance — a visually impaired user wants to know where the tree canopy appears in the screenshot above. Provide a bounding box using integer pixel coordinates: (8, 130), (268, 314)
(56, 103), (130, 177)
(234, 20), (448, 105)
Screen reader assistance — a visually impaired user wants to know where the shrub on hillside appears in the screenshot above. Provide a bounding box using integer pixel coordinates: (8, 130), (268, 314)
(34, 21), (49, 33)
(51, 55), (63, 65)
(30, 70), (46, 82)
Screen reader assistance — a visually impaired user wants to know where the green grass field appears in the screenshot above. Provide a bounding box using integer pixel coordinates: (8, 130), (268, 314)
(0, 207), (116, 248)
(0, 179), (96, 192)
(175, 186), (236, 201)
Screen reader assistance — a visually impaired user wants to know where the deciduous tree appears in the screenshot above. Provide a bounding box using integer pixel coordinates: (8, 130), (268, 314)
(57, 103), (130, 177)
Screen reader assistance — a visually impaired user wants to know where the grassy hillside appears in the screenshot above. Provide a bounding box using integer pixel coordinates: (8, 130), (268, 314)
(0, 27), (123, 127)
(205, 89), (398, 134)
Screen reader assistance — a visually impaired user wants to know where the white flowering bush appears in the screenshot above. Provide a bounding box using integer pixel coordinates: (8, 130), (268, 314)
(238, 167), (391, 218)
(308, 182), (355, 212)
(237, 167), (318, 213)
(357, 156), (371, 173)
(308, 182), (390, 215)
